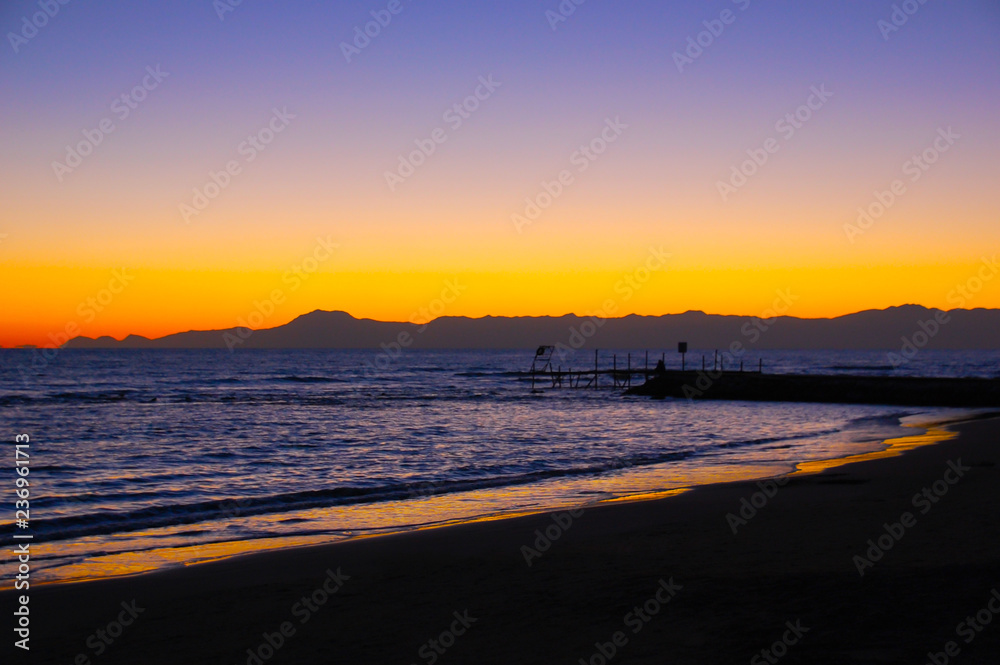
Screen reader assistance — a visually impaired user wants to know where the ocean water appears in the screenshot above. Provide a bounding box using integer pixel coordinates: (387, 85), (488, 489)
(2, 348), (997, 586)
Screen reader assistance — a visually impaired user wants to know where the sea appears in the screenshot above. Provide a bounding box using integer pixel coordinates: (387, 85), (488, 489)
(2, 348), (998, 587)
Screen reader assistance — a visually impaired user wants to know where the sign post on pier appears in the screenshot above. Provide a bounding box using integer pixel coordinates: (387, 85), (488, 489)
(678, 342), (688, 371)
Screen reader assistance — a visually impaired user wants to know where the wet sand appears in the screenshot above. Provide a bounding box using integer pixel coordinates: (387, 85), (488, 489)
(9, 418), (1000, 664)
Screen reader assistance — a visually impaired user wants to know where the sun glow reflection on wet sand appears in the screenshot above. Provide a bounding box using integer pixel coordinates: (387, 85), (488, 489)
(15, 419), (962, 590)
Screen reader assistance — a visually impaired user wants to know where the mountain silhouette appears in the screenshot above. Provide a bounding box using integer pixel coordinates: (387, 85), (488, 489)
(62, 305), (1000, 350)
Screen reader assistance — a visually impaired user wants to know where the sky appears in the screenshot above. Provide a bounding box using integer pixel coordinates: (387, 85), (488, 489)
(1, 0), (999, 346)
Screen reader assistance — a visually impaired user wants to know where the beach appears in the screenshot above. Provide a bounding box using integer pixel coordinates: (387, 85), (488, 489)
(9, 1), (1000, 663)
(12, 416), (1000, 664)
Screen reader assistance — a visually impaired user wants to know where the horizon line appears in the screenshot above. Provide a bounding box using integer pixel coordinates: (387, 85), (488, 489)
(7, 303), (995, 349)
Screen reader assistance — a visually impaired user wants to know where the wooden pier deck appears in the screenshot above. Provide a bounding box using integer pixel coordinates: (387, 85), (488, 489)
(528, 348), (761, 391)
(525, 346), (999, 408)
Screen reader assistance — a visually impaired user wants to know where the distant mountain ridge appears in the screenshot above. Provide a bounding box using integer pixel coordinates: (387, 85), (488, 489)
(63, 306), (1000, 350)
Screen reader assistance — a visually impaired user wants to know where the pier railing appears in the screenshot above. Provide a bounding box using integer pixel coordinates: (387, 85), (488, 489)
(529, 349), (763, 391)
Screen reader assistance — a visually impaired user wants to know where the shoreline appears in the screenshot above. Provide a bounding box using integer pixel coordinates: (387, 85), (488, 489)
(11, 408), (980, 591)
(8, 414), (1000, 663)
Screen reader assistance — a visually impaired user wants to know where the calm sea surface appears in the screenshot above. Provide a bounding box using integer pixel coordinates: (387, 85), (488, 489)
(2, 348), (997, 585)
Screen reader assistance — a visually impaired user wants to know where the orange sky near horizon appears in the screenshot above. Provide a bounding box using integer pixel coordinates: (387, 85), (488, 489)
(2, 1), (998, 348)
(3, 139), (998, 347)
(3, 259), (998, 348)
(3, 141), (998, 348)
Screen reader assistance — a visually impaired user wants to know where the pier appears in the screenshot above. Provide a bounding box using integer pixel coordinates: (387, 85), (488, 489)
(526, 345), (1000, 408)
(626, 370), (1000, 408)
(528, 346), (762, 391)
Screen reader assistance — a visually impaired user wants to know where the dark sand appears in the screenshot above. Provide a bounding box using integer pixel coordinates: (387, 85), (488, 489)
(9, 418), (1000, 664)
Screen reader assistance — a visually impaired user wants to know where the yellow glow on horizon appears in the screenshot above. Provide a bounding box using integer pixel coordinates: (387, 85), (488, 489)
(3, 259), (997, 347)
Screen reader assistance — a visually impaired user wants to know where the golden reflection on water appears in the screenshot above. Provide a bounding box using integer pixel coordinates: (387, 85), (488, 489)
(14, 460), (784, 589)
(792, 425), (956, 476)
(10, 421), (961, 590)
(38, 534), (343, 585)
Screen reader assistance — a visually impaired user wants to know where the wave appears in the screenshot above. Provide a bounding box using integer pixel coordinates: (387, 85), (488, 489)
(25, 426), (842, 543)
(843, 411), (914, 427)
(50, 390), (133, 402)
(2, 387), (527, 407)
(453, 371), (526, 378)
(0, 391), (352, 407)
(31, 458), (702, 542)
(24, 477), (542, 542)
(273, 375), (346, 383)
(708, 427), (843, 450)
